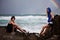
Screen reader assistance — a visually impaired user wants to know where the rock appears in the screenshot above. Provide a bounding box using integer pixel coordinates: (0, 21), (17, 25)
(0, 15), (60, 40)
(46, 15), (60, 40)
(0, 27), (40, 40)
(53, 15), (60, 35)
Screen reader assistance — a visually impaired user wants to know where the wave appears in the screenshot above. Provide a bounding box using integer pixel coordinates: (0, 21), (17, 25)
(0, 16), (48, 33)
(0, 16), (47, 20)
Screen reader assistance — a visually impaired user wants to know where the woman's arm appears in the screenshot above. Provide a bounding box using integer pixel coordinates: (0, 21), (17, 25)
(10, 21), (25, 33)
(51, 12), (54, 19)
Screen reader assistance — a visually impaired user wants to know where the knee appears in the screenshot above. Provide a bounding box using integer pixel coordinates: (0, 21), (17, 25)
(43, 26), (47, 28)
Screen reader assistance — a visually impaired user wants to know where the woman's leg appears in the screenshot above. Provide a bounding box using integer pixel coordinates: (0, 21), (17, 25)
(40, 24), (48, 36)
(15, 25), (25, 33)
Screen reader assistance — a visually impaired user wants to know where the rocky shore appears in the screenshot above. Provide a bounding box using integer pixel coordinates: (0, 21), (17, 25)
(0, 26), (40, 40)
(0, 15), (60, 40)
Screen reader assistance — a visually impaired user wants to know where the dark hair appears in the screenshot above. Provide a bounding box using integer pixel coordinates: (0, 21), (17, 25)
(11, 16), (15, 20)
(47, 7), (51, 13)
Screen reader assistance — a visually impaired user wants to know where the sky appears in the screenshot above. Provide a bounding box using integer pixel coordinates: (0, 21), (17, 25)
(0, 0), (60, 16)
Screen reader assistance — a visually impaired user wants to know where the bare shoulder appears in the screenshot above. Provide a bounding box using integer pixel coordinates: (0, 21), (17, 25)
(8, 21), (13, 24)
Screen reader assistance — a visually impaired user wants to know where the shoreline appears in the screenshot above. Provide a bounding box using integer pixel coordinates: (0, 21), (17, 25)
(0, 26), (59, 40)
(0, 26), (40, 40)
(0, 15), (60, 40)
(0, 26), (39, 33)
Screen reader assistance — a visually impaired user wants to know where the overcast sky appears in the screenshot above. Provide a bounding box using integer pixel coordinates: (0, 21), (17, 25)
(0, 0), (60, 16)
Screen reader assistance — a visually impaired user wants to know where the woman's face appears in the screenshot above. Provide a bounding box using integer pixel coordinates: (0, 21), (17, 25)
(11, 18), (15, 21)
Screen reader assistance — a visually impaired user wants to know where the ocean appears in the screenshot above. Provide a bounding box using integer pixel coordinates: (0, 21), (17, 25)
(0, 16), (48, 33)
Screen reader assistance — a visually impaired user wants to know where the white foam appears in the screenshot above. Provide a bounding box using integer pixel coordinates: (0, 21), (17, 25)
(0, 16), (47, 33)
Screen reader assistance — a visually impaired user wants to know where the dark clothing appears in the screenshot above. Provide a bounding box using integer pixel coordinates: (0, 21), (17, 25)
(47, 7), (53, 27)
(47, 7), (51, 23)
(47, 11), (53, 27)
(6, 24), (17, 33)
(48, 18), (54, 27)
(48, 23), (53, 27)
(48, 12), (51, 22)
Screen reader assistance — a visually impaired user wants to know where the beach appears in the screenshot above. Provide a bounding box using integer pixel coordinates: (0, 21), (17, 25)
(0, 26), (52, 40)
(0, 26), (59, 40)
(0, 26), (40, 40)
(0, 16), (47, 33)
(0, 15), (60, 40)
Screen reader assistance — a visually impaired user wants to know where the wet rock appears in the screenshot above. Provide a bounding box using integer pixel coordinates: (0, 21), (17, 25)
(0, 27), (39, 40)
(0, 15), (60, 40)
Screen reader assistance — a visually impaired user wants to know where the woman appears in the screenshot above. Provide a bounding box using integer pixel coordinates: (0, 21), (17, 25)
(40, 7), (54, 36)
(6, 16), (25, 33)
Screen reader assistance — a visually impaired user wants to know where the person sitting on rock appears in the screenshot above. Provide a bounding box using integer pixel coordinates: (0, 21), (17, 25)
(6, 16), (26, 33)
(40, 7), (54, 36)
